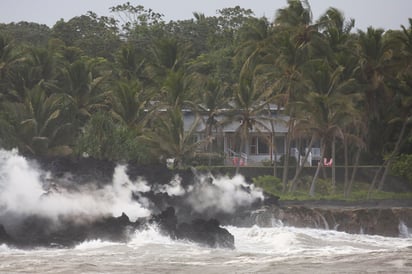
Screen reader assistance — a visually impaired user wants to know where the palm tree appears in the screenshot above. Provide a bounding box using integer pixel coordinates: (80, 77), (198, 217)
(275, 0), (312, 29)
(58, 59), (109, 126)
(227, 71), (272, 173)
(115, 44), (146, 81)
(235, 17), (277, 75)
(296, 90), (358, 196)
(0, 34), (25, 102)
(355, 27), (394, 162)
(161, 69), (195, 109)
(109, 79), (152, 130)
(316, 7), (355, 56)
(146, 107), (206, 168)
(375, 19), (412, 189)
(342, 111), (367, 198)
(269, 0), (318, 190)
(196, 78), (230, 165)
(4, 85), (74, 156)
(5, 45), (62, 104)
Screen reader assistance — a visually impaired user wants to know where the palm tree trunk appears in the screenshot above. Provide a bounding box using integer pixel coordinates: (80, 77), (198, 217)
(331, 135), (336, 191)
(282, 121), (294, 192)
(309, 140), (325, 197)
(235, 135), (246, 175)
(206, 126), (212, 167)
(343, 136), (349, 195)
(295, 137), (301, 175)
(369, 118), (408, 196)
(289, 135), (315, 192)
(345, 146), (361, 198)
(272, 133), (278, 177)
(368, 165), (384, 198)
(235, 146), (242, 176)
(267, 104), (278, 177)
(309, 162), (321, 197)
(377, 118), (408, 190)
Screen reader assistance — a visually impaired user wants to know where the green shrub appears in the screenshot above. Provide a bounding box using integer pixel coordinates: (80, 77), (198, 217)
(315, 178), (334, 195)
(253, 175), (282, 195)
(391, 154), (412, 183)
(75, 112), (155, 163)
(295, 175), (312, 191)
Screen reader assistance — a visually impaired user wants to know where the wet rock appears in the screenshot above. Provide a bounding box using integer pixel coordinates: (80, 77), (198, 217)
(149, 207), (235, 249)
(177, 219), (235, 249)
(150, 206), (178, 238)
(0, 224), (13, 244)
(0, 213), (139, 248)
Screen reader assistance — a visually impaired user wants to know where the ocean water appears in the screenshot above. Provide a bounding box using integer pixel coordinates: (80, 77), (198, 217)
(1, 224), (411, 274)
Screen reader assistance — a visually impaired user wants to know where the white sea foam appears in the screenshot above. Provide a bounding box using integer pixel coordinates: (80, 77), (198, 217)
(226, 225), (412, 257)
(0, 244), (11, 252)
(128, 225), (177, 247)
(74, 239), (118, 250)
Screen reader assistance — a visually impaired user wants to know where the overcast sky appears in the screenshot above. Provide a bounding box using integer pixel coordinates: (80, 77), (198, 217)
(1, 0), (411, 31)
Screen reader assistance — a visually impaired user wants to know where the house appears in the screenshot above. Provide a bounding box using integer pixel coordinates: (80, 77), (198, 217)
(183, 104), (321, 166)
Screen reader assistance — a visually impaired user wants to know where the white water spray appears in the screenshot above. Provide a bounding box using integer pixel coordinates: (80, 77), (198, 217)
(0, 149), (151, 222)
(186, 174), (264, 214)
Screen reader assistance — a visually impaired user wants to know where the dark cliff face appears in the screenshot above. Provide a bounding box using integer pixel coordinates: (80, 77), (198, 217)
(252, 204), (412, 238)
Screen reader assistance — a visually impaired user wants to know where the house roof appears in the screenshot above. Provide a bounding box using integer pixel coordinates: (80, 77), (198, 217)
(183, 113), (290, 133)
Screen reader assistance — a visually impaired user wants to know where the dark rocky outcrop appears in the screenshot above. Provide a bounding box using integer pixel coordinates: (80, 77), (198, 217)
(0, 224), (13, 244)
(149, 207), (235, 249)
(250, 202), (412, 237)
(0, 213), (138, 248)
(0, 207), (235, 249)
(177, 219), (235, 249)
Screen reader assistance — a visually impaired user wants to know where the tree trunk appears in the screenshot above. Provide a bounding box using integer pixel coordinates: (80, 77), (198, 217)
(345, 146), (361, 198)
(343, 136), (349, 195)
(309, 140), (325, 197)
(289, 135), (315, 192)
(235, 137), (245, 175)
(207, 127), (212, 167)
(309, 162), (321, 197)
(369, 118), (408, 195)
(272, 133), (278, 177)
(331, 135), (336, 192)
(368, 165), (384, 198)
(282, 120), (294, 192)
(377, 118), (409, 190)
(295, 137), (302, 175)
(268, 104), (278, 178)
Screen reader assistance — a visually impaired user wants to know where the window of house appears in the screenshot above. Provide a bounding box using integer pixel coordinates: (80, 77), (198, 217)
(250, 136), (257, 154)
(275, 136), (285, 154)
(250, 136), (269, 154)
(258, 137), (269, 154)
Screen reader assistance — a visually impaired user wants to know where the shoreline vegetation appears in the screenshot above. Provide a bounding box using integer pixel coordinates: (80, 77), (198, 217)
(0, 0), (411, 200)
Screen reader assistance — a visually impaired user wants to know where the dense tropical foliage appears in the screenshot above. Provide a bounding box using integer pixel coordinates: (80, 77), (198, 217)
(1, 1), (411, 196)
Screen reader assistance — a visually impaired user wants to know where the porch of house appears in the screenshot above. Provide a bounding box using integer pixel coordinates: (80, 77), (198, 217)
(221, 133), (321, 167)
(224, 147), (322, 167)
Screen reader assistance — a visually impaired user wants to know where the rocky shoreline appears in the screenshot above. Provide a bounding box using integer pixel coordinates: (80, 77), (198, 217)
(279, 199), (412, 209)
(245, 200), (412, 238)
(1, 155), (411, 250)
